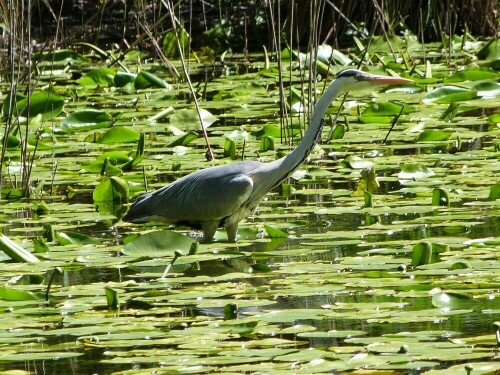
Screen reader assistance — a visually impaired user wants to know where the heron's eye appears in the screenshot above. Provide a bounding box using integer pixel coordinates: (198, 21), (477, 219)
(355, 74), (362, 81)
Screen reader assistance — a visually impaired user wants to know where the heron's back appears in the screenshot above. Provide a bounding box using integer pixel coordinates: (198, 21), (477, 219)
(122, 160), (263, 225)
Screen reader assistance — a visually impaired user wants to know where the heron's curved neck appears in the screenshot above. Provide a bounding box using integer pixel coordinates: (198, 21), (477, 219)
(274, 81), (344, 182)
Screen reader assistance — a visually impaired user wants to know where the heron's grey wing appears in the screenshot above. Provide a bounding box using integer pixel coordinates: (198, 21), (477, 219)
(161, 170), (254, 222)
(125, 161), (261, 223)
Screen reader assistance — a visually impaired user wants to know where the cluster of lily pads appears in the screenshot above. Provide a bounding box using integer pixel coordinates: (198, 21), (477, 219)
(0, 34), (499, 373)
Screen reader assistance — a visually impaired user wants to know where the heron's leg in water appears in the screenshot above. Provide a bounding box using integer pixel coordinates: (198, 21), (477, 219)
(200, 221), (218, 243)
(225, 222), (238, 243)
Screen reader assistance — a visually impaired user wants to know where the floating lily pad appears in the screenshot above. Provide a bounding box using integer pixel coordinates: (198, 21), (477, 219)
(16, 91), (65, 120)
(61, 109), (115, 132)
(97, 126), (141, 144)
(121, 230), (196, 257)
(170, 108), (217, 130)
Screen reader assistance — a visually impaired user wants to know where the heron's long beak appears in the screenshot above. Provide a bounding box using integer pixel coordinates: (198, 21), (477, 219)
(369, 74), (413, 85)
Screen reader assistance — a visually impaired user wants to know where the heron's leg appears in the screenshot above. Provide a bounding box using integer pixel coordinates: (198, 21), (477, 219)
(200, 221), (218, 243)
(225, 222), (238, 243)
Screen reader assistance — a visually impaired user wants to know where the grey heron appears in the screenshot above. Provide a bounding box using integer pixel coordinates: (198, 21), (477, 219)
(123, 69), (411, 242)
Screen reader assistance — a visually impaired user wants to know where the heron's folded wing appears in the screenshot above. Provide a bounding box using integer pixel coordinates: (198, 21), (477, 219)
(149, 170), (254, 222)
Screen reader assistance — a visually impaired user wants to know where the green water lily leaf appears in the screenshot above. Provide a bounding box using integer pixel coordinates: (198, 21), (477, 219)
(0, 286), (41, 301)
(1, 92), (26, 118)
(444, 69), (499, 82)
(252, 125), (281, 138)
(231, 82), (267, 96)
(342, 155), (374, 169)
(225, 130), (250, 141)
(96, 151), (132, 164)
(477, 37), (500, 60)
(121, 155), (145, 172)
(359, 101), (408, 124)
(471, 81), (500, 97)
(17, 91), (65, 120)
(489, 184), (500, 200)
(412, 241), (434, 265)
(93, 176), (129, 202)
(0, 352), (83, 361)
(330, 123), (346, 140)
(361, 102), (408, 116)
(417, 129), (451, 142)
(33, 200), (50, 215)
(61, 109), (115, 133)
(260, 136), (274, 152)
(2, 134), (20, 149)
(398, 164), (435, 179)
(423, 86), (471, 102)
(121, 230), (195, 257)
(170, 108), (217, 130)
(81, 160), (122, 175)
(78, 68), (116, 85)
(431, 292), (475, 310)
(97, 126), (140, 144)
(104, 287), (119, 309)
(162, 27), (189, 59)
(439, 102), (460, 121)
(435, 91), (478, 103)
(352, 167), (379, 196)
(134, 70), (171, 89)
(0, 233), (40, 263)
(487, 114), (500, 126)
(56, 231), (100, 245)
(224, 139), (237, 159)
(264, 225), (289, 238)
(114, 71), (137, 87)
(432, 188), (450, 206)
(248, 263), (272, 273)
(168, 131), (198, 147)
(329, 48), (353, 65)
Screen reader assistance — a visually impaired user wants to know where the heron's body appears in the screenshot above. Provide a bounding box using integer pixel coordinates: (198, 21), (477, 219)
(123, 69), (411, 242)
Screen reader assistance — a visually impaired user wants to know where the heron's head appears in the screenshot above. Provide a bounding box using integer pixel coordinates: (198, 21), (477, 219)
(335, 69), (412, 92)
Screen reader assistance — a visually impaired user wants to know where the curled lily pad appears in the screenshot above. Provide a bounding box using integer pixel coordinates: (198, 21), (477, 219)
(77, 68), (116, 85)
(0, 234), (39, 263)
(134, 70), (171, 89)
(1, 134), (21, 149)
(489, 184), (500, 200)
(114, 71), (137, 87)
(16, 91), (65, 120)
(398, 164), (435, 179)
(264, 225), (289, 238)
(471, 81), (500, 97)
(56, 231), (100, 245)
(61, 109), (115, 133)
(168, 131), (198, 147)
(417, 129), (451, 142)
(423, 86), (476, 103)
(93, 176), (129, 202)
(162, 27), (189, 59)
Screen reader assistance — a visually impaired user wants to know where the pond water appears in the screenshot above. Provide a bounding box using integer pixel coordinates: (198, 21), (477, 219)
(0, 44), (499, 374)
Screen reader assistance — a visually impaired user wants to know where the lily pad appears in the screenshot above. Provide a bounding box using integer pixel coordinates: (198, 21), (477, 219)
(170, 108), (217, 130)
(97, 126), (141, 144)
(121, 230), (196, 257)
(61, 109), (115, 133)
